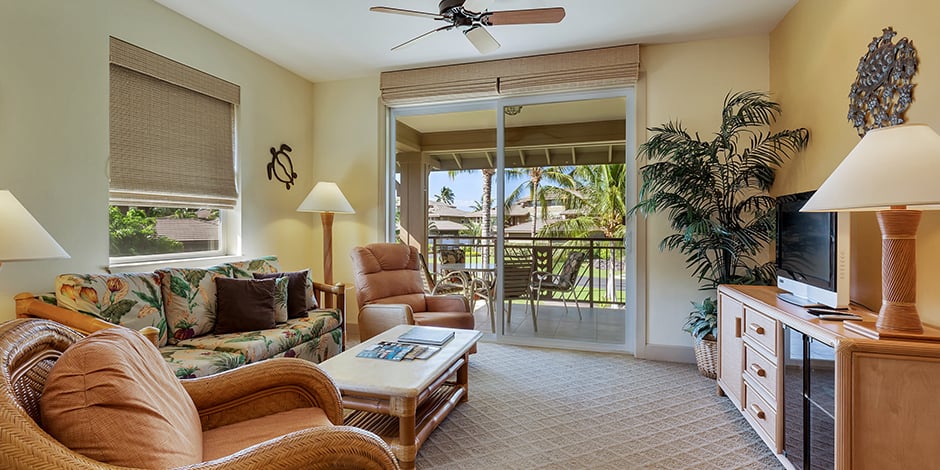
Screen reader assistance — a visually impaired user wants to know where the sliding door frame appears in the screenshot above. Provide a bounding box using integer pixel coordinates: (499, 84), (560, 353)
(384, 87), (640, 354)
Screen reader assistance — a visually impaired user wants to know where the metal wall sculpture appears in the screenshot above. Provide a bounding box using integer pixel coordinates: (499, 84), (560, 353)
(848, 27), (919, 136)
(267, 143), (297, 190)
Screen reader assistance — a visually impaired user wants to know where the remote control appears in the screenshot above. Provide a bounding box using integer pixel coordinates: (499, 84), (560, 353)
(818, 313), (862, 321)
(807, 308), (850, 315)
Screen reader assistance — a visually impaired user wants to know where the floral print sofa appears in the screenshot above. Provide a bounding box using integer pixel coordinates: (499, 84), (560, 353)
(15, 257), (345, 379)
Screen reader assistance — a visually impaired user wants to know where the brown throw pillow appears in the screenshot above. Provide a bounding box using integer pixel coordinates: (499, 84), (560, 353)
(254, 269), (311, 318)
(40, 327), (203, 468)
(215, 277), (277, 334)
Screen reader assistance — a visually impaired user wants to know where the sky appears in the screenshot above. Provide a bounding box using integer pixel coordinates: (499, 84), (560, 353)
(428, 171), (483, 211)
(427, 170), (530, 211)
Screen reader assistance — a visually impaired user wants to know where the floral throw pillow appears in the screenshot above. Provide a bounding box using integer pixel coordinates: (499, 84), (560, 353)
(273, 276), (289, 323)
(55, 273), (168, 346)
(226, 256), (280, 279)
(156, 267), (227, 344)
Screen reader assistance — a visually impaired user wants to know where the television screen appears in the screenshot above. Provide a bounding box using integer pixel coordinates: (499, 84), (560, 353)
(776, 192), (834, 290)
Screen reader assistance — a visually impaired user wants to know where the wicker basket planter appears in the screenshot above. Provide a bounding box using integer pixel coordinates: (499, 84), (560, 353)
(693, 336), (718, 379)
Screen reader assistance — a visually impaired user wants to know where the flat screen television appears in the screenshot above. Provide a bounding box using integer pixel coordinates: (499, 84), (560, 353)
(775, 191), (850, 308)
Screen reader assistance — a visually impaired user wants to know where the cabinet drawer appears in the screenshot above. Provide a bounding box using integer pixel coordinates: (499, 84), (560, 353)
(744, 383), (778, 444)
(744, 344), (778, 399)
(744, 307), (777, 355)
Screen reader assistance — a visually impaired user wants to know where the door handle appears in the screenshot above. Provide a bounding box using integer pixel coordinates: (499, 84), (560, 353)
(734, 317), (742, 338)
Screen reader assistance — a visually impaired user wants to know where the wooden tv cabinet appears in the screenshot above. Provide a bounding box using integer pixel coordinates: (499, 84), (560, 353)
(717, 285), (940, 470)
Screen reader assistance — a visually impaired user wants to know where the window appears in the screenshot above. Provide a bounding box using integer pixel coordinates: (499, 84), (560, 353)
(108, 37), (240, 261)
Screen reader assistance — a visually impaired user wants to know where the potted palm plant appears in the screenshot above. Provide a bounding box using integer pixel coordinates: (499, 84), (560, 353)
(632, 90), (809, 378)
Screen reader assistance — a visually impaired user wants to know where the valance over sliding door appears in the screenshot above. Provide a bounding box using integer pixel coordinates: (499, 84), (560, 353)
(380, 44), (639, 106)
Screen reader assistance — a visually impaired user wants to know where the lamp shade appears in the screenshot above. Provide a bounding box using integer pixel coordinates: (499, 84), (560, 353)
(802, 124), (940, 212)
(296, 182), (355, 214)
(0, 190), (69, 262)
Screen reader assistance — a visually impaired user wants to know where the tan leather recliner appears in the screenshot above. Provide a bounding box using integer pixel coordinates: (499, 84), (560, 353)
(350, 243), (475, 342)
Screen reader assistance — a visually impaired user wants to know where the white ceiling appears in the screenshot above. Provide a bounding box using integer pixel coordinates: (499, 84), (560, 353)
(154, 0), (798, 83)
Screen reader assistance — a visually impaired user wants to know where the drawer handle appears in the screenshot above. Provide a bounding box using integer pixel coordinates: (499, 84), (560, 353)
(749, 403), (766, 420)
(749, 363), (766, 377)
(748, 323), (765, 335)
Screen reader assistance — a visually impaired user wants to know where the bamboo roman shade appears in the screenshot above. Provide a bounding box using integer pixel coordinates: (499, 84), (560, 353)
(109, 37), (240, 209)
(380, 44), (639, 106)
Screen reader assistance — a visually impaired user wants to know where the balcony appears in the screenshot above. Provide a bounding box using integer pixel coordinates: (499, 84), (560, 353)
(428, 235), (626, 343)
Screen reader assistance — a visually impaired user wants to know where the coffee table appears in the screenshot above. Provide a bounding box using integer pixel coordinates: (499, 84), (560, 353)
(318, 325), (482, 469)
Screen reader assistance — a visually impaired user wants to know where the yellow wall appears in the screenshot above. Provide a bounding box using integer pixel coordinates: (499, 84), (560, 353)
(771, 0), (940, 323)
(311, 77), (385, 319)
(640, 35), (771, 347)
(0, 0), (318, 319)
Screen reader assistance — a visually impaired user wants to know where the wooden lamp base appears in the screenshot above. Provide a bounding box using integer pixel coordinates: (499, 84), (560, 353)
(844, 207), (940, 341)
(874, 208), (922, 333)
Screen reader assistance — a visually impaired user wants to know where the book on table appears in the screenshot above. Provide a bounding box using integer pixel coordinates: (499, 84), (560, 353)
(355, 341), (440, 361)
(397, 326), (455, 346)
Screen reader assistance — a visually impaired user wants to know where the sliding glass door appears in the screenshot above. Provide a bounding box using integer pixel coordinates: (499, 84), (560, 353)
(387, 88), (635, 353)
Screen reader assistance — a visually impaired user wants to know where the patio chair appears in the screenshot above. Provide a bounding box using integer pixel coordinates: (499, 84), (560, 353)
(503, 249), (537, 332)
(418, 251), (466, 297)
(530, 251), (587, 321)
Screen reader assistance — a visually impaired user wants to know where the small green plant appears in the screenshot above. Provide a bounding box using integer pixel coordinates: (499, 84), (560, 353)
(683, 298), (718, 343)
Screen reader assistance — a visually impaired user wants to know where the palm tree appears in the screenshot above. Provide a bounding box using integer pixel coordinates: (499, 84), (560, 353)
(539, 164), (627, 300)
(506, 166), (574, 237)
(434, 186), (455, 205)
(446, 168), (495, 263)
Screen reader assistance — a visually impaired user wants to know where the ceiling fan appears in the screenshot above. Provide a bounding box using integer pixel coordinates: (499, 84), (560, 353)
(370, 0), (566, 54)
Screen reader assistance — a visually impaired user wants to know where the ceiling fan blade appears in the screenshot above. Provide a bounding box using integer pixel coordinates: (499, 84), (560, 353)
(484, 7), (566, 25)
(369, 6), (442, 20)
(464, 26), (500, 54)
(391, 24), (454, 51)
(462, 0), (495, 13)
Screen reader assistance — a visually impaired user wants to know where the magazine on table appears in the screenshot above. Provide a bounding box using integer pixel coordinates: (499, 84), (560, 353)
(356, 341), (440, 361)
(396, 326), (455, 346)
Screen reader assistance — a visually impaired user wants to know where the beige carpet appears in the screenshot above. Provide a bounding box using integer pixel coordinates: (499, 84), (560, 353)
(415, 342), (782, 469)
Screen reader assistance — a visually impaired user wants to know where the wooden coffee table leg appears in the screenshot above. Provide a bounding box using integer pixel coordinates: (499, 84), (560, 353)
(457, 351), (470, 403)
(391, 395), (418, 470)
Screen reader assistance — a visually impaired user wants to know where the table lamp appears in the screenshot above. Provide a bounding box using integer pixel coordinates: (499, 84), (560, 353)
(802, 124), (940, 336)
(0, 190), (69, 271)
(297, 182), (355, 296)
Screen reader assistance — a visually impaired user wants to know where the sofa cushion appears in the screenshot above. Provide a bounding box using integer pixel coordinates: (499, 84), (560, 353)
(157, 267), (228, 344)
(40, 327), (203, 468)
(55, 272), (168, 346)
(202, 407), (332, 462)
(214, 277), (278, 334)
(226, 256), (280, 279)
(176, 312), (342, 363)
(160, 346), (247, 379)
(254, 269), (312, 317)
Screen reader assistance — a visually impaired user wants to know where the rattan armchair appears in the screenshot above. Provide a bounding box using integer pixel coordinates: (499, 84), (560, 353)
(0, 318), (400, 470)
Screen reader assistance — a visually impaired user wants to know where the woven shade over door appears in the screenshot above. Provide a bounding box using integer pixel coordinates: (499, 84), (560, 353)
(380, 44), (639, 106)
(109, 37), (240, 209)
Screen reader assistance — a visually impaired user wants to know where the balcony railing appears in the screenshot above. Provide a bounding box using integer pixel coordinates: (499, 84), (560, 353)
(428, 235), (625, 308)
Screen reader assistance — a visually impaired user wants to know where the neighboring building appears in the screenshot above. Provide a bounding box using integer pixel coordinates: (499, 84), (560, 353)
(155, 217), (221, 252)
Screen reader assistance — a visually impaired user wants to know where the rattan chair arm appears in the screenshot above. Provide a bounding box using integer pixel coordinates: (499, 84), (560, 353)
(14, 293), (113, 335)
(192, 426), (400, 470)
(181, 358), (344, 430)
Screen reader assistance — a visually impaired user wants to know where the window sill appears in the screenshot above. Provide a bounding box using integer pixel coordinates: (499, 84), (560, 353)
(108, 255), (244, 273)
